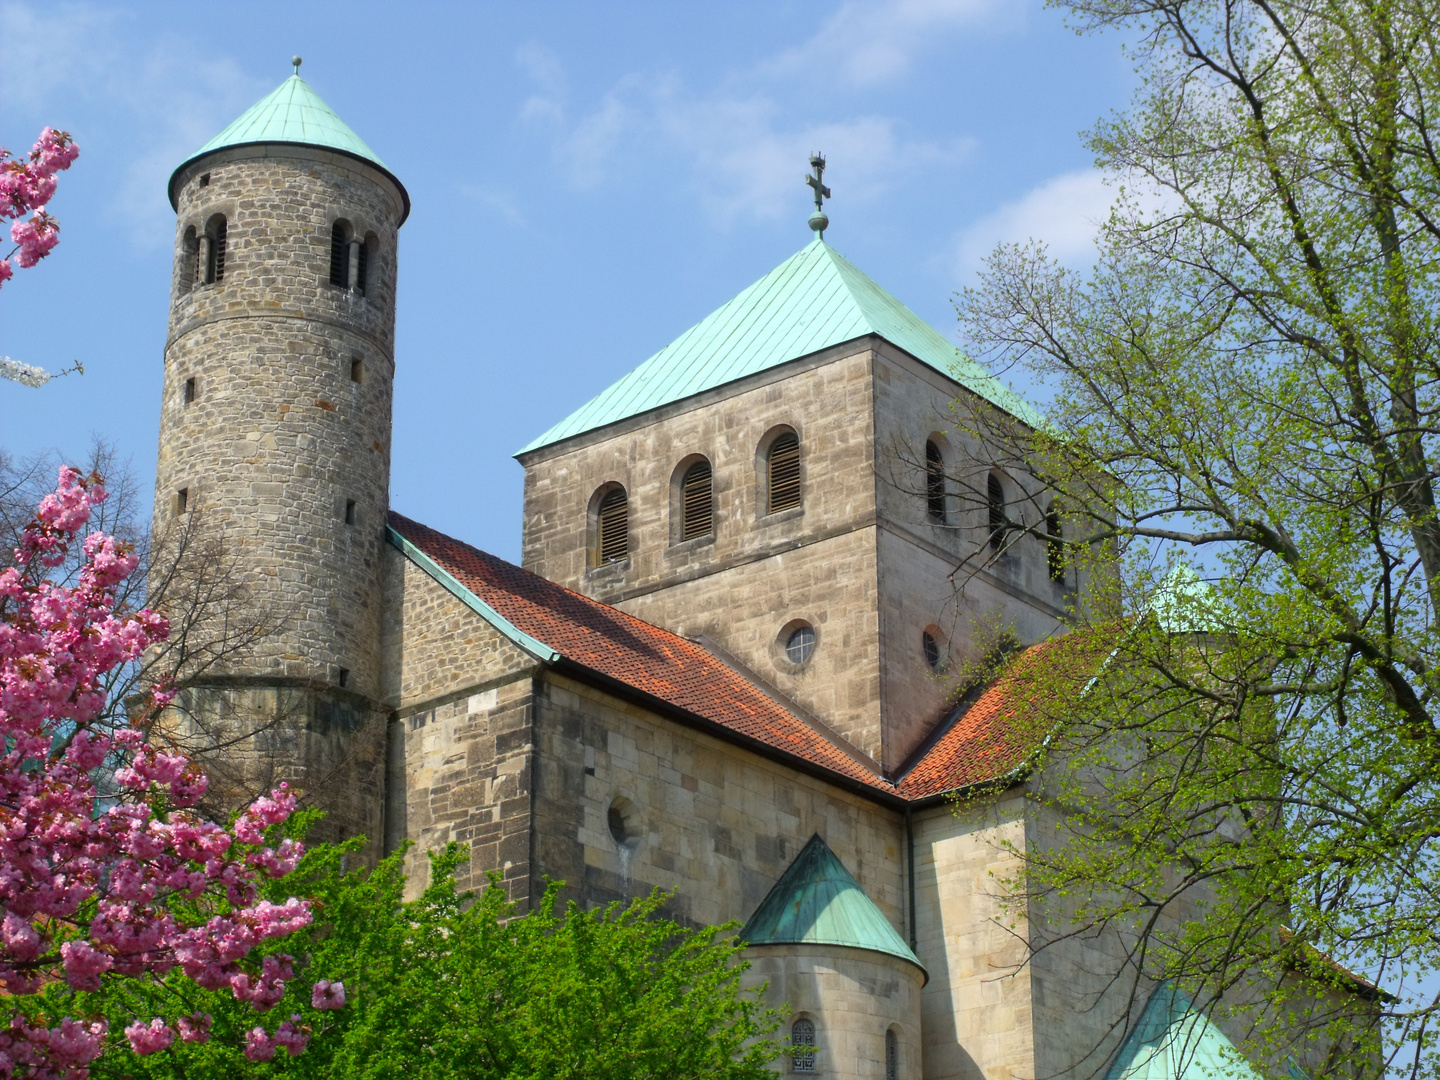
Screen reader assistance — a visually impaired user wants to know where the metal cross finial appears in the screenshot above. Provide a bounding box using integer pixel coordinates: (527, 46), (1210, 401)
(804, 153), (831, 239)
(292, 55), (303, 75)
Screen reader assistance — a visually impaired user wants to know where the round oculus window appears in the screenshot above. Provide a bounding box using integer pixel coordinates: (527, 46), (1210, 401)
(785, 625), (816, 665)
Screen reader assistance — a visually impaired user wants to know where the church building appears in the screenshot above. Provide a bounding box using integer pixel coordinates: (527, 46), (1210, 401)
(152, 65), (1299, 1080)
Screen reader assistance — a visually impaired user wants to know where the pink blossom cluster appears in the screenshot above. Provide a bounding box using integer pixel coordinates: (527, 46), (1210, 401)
(0, 469), (332, 1078)
(0, 129), (78, 286)
(243, 1015), (309, 1062)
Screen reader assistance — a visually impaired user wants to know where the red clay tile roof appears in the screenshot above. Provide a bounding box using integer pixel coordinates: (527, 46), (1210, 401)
(895, 635), (1107, 800)
(389, 512), (1102, 804)
(389, 513), (896, 795)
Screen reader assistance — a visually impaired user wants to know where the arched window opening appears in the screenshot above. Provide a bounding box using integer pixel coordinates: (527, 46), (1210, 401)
(886, 1029), (899, 1080)
(329, 221), (351, 287)
(357, 233), (376, 296)
(1046, 507), (1064, 582)
(925, 440), (946, 523)
(179, 226), (198, 294)
(923, 630), (942, 671)
(767, 431), (801, 513)
(790, 1019), (816, 1073)
(680, 459), (713, 541)
(203, 216), (227, 284)
(596, 486), (629, 564)
(987, 473), (1006, 550)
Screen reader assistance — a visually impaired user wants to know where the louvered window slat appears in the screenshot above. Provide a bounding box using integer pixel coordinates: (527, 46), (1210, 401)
(597, 488), (629, 563)
(330, 223), (349, 287)
(212, 221), (226, 282)
(680, 461), (713, 540)
(356, 242), (369, 296)
(767, 432), (801, 513)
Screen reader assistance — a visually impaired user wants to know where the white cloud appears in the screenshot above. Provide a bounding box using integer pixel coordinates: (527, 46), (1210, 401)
(762, 0), (1014, 87)
(515, 0), (995, 225)
(954, 169), (1115, 277)
(1, 1), (263, 247)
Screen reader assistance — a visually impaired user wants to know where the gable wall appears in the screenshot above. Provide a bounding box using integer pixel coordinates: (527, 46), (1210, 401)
(520, 346), (886, 758)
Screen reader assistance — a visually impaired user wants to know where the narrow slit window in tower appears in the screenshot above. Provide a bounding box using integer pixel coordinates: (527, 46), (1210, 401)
(351, 357), (364, 383)
(344, 499), (357, 526)
(205, 217), (226, 283)
(767, 431), (801, 513)
(337, 668), (349, 688)
(925, 440), (945, 523)
(330, 222), (350, 287)
(175, 488), (188, 516)
(680, 460), (713, 541)
(183, 377), (196, 405)
(596, 487), (628, 563)
(198, 173), (210, 188)
(356, 239), (370, 296)
(791, 1019), (816, 1073)
(987, 474), (1006, 550)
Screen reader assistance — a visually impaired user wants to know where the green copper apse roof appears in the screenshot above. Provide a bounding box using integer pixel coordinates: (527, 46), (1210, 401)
(168, 73), (409, 222)
(1105, 984), (1304, 1080)
(740, 834), (924, 978)
(517, 238), (1042, 455)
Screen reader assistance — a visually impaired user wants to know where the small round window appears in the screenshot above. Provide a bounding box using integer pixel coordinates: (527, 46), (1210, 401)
(786, 625), (816, 666)
(923, 630), (942, 671)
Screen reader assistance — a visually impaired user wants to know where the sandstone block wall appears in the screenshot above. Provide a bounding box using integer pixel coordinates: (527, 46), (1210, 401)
(911, 795), (1035, 1080)
(530, 671), (906, 931)
(743, 945), (924, 1080)
(158, 146), (403, 697)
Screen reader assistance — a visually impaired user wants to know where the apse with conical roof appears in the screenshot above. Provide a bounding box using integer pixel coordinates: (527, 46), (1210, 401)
(153, 61), (409, 851)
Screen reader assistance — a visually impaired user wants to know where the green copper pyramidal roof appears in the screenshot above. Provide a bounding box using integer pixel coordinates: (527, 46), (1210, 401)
(740, 834), (925, 978)
(518, 238), (1042, 455)
(1105, 984), (1292, 1080)
(169, 74), (409, 222)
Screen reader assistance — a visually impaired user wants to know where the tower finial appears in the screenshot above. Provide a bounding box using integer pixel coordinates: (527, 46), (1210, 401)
(804, 153), (831, 239)
(292, 55), (303, 75)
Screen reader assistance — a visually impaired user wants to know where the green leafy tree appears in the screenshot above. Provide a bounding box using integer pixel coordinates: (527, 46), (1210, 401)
(949, 0), (1440, 1075)
(64, 832), (781, 1080)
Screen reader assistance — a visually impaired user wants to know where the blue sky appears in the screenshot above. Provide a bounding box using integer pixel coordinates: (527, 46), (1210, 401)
(1, 0), (1136, 561)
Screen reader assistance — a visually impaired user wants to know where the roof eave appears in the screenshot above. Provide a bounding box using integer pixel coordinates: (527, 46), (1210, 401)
(167, 141), (411, 226)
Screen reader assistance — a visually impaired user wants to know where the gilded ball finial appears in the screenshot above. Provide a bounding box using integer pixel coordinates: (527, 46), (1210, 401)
(292, 56), (303, 74)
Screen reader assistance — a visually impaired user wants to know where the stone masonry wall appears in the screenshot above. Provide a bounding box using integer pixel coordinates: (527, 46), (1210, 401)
(530, 671), (907, 932)
(872, 346), (1072, 766)
(520, 346), (885, 759)
(381, 549), (541, 898)
(911, 794), (1036, 1080)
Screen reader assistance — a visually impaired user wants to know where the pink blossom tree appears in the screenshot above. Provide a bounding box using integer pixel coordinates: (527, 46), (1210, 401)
(1, 127), (81, 388)
(1, 468), (325, 1078)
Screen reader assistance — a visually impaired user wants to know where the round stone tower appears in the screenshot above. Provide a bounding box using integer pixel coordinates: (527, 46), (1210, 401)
(154, 63), (408, 847)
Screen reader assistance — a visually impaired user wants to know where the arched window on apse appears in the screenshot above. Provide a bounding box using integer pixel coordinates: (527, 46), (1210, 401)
(790, 1018), (816, 1073)
(925, 440), (946, 523)
(886, 1028), (899, 1080)
(680, 459), (713, 540)
(767, 430), (801, 513)
(595, 486), (629, 564)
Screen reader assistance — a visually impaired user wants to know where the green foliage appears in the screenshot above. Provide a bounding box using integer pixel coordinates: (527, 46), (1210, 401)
(64, 838), (780, 1079)
(950, 0), (1440, 1074)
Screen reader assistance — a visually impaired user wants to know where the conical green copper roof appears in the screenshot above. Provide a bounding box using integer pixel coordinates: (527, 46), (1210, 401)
(517, 238), (1041, 455)
(168, 74), (409, 222)
(1105, 984), (1301, 1080)
(740, 834), (924, 978)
